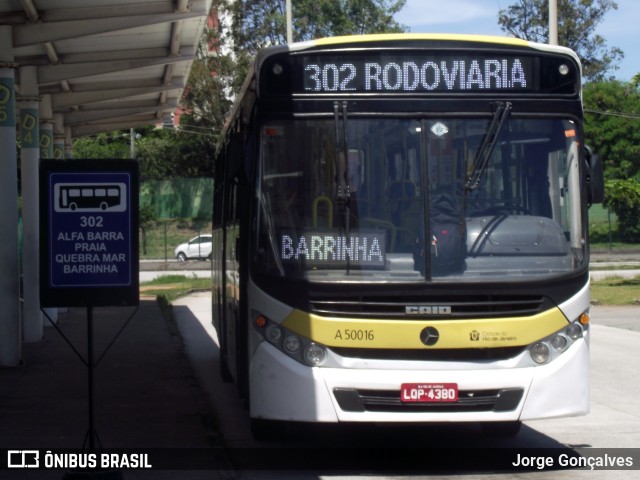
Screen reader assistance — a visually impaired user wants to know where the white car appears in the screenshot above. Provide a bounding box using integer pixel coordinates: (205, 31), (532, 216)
(174, 234), (212, 261)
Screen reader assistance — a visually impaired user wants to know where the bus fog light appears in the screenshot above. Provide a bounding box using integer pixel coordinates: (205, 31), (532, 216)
(266, 325), (282, 343)
(530, 343), (550, 364)
(551, 335), (568, 351)
(566, 323), (582, 340)
(283, 335), (301, 354)
(303, 343), (326, 366)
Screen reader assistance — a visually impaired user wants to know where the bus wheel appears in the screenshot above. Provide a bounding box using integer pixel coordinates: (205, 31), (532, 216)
(250, 418), (287, 442)
(481, 421), (522, 437)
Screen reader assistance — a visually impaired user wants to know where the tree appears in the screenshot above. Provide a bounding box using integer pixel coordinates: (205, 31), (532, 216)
(583, 79), (640, 242)
(228, 0), (407, 57)
(72, 131), (131, 159)
(498, 0), (623, 81)
(603, 179), (640, 242)
(583, 79), (640, 180)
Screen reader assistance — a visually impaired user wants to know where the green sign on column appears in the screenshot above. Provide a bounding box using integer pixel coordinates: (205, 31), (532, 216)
(40, 129), (52, 159)
(20, 108), (39, 148)
(0, 77), (15, 127)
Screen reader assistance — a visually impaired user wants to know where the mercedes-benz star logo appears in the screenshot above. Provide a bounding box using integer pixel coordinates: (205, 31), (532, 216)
(420, 326), (440, 346)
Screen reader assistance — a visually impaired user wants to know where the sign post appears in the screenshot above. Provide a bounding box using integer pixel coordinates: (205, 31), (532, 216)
(40, 159), (139, 456)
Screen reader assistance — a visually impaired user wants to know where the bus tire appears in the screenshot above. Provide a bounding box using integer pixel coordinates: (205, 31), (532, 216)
(250, 418), (287, 441)
(481, 421), (522, 437)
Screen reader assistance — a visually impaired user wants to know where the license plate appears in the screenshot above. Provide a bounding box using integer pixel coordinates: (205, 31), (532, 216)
(400, 383), (458, 403)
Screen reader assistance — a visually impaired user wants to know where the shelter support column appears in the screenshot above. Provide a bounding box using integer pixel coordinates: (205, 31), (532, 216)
(40, 95), (58, 325)
(53, 113), (65, 159)
(64, 126), (73, 158)
(19, 66), (44, 342)
(0, 26), (22, 366)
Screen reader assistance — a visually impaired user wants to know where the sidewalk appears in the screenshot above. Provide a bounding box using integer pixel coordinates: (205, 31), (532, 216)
(0, 297), (232, 479)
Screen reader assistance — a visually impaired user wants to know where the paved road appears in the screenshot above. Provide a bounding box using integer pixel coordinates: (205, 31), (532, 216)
(172, 292), (640, 479)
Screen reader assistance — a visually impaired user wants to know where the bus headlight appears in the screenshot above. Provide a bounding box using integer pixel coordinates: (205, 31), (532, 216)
(550, 334), (568, 352)
(526, 316), (587, 365)
(304, 343), (326, 366)
(253, 311), (328, 367)
(530, 343), (550, 364)
(266, 324), (283, 343)
(283, 335), (302, 354)
(566, 323), (583, 340)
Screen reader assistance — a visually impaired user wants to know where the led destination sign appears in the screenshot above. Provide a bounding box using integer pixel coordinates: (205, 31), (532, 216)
(302, 55), (533, 93)
(281, 230), (386, 268)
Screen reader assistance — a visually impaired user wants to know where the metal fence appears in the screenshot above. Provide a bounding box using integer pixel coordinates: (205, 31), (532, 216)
(140, 178), (213, 219)
(139, 178), (213, 260)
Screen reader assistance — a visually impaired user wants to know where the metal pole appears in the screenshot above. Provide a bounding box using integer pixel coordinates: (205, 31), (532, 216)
(87, 306), (96, 451)
(0, 26), (22, 366)
(130, 127), (135, 159)
(286, 0), (293, 44)
(164, 222), (168, 262)
(549, 0), (559, 45)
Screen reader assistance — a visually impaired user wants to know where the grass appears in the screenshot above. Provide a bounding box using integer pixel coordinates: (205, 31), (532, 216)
(140, 274), (210, 302)
(590, 275), (640, 305)
(140, 273), (639, 307)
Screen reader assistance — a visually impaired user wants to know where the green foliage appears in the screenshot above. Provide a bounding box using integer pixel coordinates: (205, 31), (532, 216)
(603, 179), (640, 241)
(141, 275), (211, 302)
(498, 0), (623, 81)
(583, 80), (640, 180)
(72, 131), (131, 159)
(229, 0), (407, 55)
(71, 126), (215, 181)
(180, 21), (235, 132)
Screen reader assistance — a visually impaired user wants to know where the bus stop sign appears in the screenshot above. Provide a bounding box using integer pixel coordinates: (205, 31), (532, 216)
(40, 159), (139, 307)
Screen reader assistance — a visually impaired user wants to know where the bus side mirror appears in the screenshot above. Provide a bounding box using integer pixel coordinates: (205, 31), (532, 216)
(585, 147), (604, 205)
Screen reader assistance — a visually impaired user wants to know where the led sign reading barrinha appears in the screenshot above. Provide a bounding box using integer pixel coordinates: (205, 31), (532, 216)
(281, 231), (386, 268)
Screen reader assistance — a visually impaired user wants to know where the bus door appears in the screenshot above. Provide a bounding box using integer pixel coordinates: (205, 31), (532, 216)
(223, 178), (240, 380)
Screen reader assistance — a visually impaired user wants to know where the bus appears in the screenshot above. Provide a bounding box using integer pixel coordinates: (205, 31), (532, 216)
(212, 34), (604, 439)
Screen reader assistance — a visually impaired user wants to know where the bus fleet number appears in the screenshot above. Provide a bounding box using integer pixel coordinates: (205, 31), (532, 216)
(334, 329), (374, 341)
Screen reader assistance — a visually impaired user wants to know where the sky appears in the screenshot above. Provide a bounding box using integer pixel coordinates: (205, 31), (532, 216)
(395, 0), (639, 81)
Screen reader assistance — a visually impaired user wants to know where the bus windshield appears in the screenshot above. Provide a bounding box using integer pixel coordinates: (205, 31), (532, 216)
(254, 116), (585, 282)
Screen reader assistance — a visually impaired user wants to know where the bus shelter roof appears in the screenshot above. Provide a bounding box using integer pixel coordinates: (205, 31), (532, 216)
(1, 0), (212, 137)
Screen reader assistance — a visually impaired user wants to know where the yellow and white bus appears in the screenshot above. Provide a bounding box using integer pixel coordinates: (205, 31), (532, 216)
(212, 34), (604, 439)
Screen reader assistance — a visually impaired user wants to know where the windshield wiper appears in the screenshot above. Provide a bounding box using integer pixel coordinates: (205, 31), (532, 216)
(333, 101), (351, 202)
(333, 100), (352, 273)
(465, 101), (512, 191)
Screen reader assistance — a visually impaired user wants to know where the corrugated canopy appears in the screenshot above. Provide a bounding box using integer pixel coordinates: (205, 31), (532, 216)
(1, 0), (212, 137)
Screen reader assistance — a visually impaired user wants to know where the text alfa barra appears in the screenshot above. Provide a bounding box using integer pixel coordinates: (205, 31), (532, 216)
(55, 230), (126, 274)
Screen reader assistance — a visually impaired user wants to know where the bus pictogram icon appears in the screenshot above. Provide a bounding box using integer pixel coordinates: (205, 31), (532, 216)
(54, 182), (127, 213)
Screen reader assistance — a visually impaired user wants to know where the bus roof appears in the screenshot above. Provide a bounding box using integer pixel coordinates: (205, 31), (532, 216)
(257, 33), (580, 66)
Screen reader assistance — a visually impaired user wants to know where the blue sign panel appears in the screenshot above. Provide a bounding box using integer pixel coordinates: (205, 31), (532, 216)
(40, 160), (139, 307)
